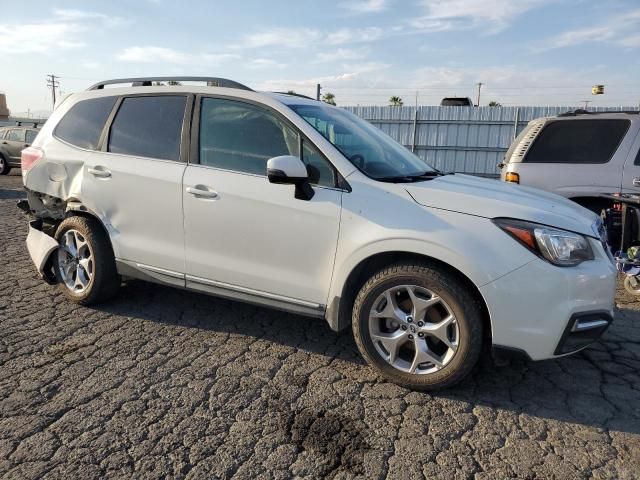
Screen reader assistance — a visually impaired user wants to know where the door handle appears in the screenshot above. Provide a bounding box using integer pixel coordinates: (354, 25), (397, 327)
(633, 178), (640, 187)
(87, 167), (111, 178)
(186, 186), (219, 199)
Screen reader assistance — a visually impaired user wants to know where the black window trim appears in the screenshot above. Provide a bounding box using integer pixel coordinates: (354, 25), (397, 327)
(524, 118), (632, 165)
(190, 94), (350, 191)
(100, 93), (194, 163)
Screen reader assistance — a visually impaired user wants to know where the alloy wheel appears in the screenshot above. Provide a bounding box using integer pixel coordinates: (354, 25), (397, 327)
(368, 285), (459, 374)
(57, 229), (94, 293)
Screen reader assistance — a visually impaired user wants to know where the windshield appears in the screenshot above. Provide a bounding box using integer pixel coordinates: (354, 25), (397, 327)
(289, 104), (435, 180)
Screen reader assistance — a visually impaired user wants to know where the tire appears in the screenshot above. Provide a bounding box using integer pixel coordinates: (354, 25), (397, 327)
(624, 276), (640, 296)
(0, 155), (10, 175)
(352, 262), (483, 390)
(53, 216), (120, 305)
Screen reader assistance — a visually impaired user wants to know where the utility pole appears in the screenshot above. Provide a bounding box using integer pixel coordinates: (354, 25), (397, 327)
(46, 74), (60, 109)
(476, 82), (483, 107)
(316, 83), (321, 101)
(582, 100), (592, 109)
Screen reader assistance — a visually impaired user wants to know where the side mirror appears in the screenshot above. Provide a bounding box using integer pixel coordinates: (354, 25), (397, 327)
(267, 155), (314, 201)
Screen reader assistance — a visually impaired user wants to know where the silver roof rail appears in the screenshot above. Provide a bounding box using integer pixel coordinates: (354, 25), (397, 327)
(87, 77), (253, 91)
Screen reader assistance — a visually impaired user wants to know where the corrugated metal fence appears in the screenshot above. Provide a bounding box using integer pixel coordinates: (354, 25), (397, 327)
(344, 106), (639, 177)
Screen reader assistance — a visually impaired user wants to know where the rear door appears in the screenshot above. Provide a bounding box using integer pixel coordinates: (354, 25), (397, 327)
(182, 96), (342, 310)
(3, 128), (26, 162)
(80, 94), (192, 281)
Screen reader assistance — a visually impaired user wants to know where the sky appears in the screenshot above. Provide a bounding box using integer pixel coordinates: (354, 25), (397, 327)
(1, 0), (639, 116)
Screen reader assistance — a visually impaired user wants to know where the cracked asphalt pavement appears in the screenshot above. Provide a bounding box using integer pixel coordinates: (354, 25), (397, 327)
(1, 172), (640, 479)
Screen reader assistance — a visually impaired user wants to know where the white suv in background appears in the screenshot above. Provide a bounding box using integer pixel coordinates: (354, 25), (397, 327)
(500, 110), (640, 213)
(20, 77), (616, 390)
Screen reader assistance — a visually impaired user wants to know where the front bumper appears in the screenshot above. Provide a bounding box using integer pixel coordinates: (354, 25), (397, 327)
(480, 238), (616, 360)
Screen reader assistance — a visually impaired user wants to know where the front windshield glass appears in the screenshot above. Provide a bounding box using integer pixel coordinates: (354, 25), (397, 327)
(290, 104), (435, 180)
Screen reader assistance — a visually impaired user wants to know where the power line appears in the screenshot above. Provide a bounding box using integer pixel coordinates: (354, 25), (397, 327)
(46, 74), (60, 110)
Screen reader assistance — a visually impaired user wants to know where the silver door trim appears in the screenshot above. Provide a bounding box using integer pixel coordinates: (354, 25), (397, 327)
(136, 263), (185, 279)
(186, 274), (323, 310)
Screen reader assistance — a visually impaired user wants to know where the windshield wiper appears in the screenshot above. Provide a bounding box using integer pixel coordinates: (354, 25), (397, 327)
(376, 171), (445, 183)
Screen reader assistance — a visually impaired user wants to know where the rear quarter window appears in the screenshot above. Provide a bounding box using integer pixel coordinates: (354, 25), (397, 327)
(54, 96), (117, 150)
(524, 119), (630, 164)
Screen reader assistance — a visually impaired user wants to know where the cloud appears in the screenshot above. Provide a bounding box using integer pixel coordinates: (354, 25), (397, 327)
(0, 9), (123, 54)
(341, 0), (389, 13)
(242, 28), (323, 48)
(239, 26), (383, 50)
(247, 58), (287, 69)
(315, 47), (368, 63)
(537, 9), (640, 50)
(326, 27), (383, 45)
(116, 46), (239, 65)
(412, 0), (549, 33)
(256, 62), (390, 92)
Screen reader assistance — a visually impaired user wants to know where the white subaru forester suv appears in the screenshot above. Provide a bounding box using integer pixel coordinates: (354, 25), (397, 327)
(20, 77), (616, 390)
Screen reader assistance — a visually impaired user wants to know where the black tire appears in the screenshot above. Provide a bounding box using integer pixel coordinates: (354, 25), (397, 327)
(54, 216), (120, 305)
(352, 262), (483, 390)
(0, 154), (10, 175)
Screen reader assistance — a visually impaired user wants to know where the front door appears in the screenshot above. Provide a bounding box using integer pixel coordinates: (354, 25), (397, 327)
(183, 97), (342, 309)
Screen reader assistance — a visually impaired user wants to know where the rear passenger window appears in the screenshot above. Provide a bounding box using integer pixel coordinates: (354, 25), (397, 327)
(55, 96), (116, 149)
(525, 119), (630, 164)
(108, 96), (186, 161)
(199, 98), (298, 176)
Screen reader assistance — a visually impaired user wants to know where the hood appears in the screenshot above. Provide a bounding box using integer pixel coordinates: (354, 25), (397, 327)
(405, 174), (599, 237)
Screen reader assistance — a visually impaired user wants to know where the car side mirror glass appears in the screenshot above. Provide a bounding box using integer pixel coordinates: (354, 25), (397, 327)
(267, 155), (314, 201)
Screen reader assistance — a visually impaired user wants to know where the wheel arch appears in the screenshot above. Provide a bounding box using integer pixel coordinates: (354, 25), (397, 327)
(327, 250), (492, 346)
(64, 205), (118, 258)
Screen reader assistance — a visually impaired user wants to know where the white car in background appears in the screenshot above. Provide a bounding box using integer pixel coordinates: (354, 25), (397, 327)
(20, 77), (616, 390)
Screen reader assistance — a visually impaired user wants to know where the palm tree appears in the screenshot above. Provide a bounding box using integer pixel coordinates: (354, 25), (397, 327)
(488, 100), (502, 107)
(287, 90), (296, 95)
(322, 92), (336, 106)
(389, 96), (403, 106)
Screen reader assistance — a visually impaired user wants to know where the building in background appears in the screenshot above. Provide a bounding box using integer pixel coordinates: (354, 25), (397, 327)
(0, 94), (9, 121)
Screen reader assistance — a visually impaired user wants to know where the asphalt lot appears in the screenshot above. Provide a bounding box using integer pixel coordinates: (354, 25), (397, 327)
(1, 172), (639, 479)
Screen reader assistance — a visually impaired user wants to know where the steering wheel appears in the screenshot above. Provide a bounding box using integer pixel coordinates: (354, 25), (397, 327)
(349, 154), (365, 169)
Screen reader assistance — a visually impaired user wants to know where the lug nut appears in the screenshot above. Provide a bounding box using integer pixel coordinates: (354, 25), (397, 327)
(417, 321), (424, 327)
(407, 316), (413, 323)
(418, 332), (424, 338)
(408, 334), (414, 340)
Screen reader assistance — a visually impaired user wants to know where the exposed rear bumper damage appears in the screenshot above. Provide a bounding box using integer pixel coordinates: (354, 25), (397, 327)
(26, 219), (59, 284)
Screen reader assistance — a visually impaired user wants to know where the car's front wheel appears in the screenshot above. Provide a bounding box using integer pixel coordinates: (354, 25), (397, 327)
(352, 262), (483, 390)
(54, 216), (121, 305)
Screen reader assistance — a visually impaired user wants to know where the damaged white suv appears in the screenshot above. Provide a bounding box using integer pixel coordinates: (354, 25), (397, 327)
(20, 77), (616, 390)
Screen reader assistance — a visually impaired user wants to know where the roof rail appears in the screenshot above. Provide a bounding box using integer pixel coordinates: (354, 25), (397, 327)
(87, 77), (253, 91)
(558, 109), (639, 117)
(271, 91), (317, 101)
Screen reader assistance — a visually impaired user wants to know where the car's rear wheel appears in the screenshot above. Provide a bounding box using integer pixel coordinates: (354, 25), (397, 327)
(352, 262), (483, 390)
(624, 276), (640, 296)
(0, 155), (10, 175)
(54, 216), (120, 304)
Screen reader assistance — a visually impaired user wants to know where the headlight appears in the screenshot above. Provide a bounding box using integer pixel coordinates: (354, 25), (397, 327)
(494, 218), (594, 267)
